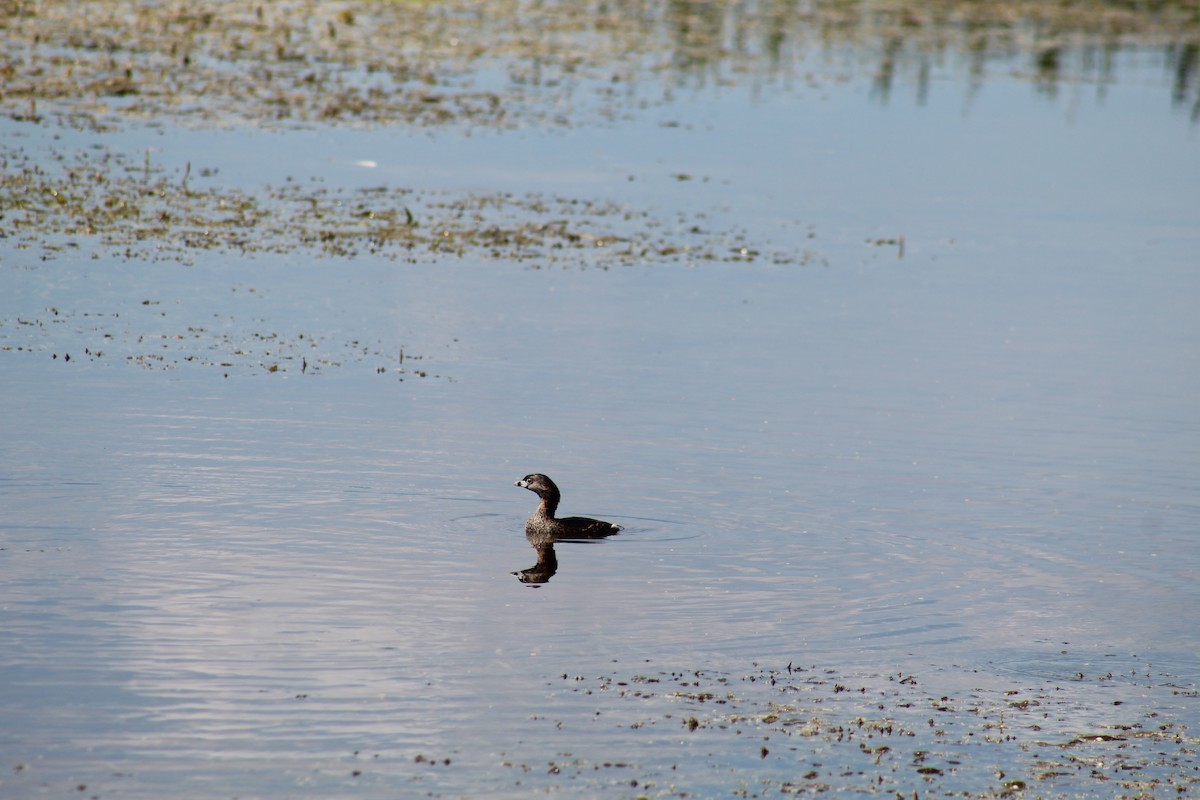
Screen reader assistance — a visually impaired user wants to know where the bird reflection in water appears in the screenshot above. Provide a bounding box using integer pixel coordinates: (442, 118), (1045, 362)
(512, 473), (621, 585)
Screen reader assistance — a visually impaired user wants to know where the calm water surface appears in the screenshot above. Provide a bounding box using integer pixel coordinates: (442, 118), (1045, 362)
(2, 41), (1199, 799)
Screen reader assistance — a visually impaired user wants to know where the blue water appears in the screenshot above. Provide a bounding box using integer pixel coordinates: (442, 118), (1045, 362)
(2, 39), (1198, 799)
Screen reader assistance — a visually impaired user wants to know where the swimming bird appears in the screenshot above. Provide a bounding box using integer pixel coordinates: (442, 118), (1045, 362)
(514, 473), (622, 538)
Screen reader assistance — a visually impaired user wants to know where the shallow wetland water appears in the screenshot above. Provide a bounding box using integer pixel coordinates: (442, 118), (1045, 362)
(2, 1), (1200, 797)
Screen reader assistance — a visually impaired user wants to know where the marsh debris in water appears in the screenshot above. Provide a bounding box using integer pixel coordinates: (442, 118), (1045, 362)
(529, 659), (1200, 798)
(0, 300), (442, 379)
(0, 142), (816, 268)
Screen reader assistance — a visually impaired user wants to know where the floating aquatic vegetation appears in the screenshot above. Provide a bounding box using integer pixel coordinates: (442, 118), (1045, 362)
(0, 143), (817, 268)
(0, 300), (445, 378)
(502, 658), (1200, 798)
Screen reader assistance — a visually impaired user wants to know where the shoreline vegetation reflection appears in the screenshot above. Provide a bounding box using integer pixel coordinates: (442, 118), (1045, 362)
(1, 0), (1197, 130)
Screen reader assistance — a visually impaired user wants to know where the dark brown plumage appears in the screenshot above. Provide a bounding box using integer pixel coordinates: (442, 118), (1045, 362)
(514, 473), (621, 538)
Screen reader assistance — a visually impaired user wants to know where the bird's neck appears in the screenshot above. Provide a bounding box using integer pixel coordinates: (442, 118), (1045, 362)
(539, 490), (561, 518)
